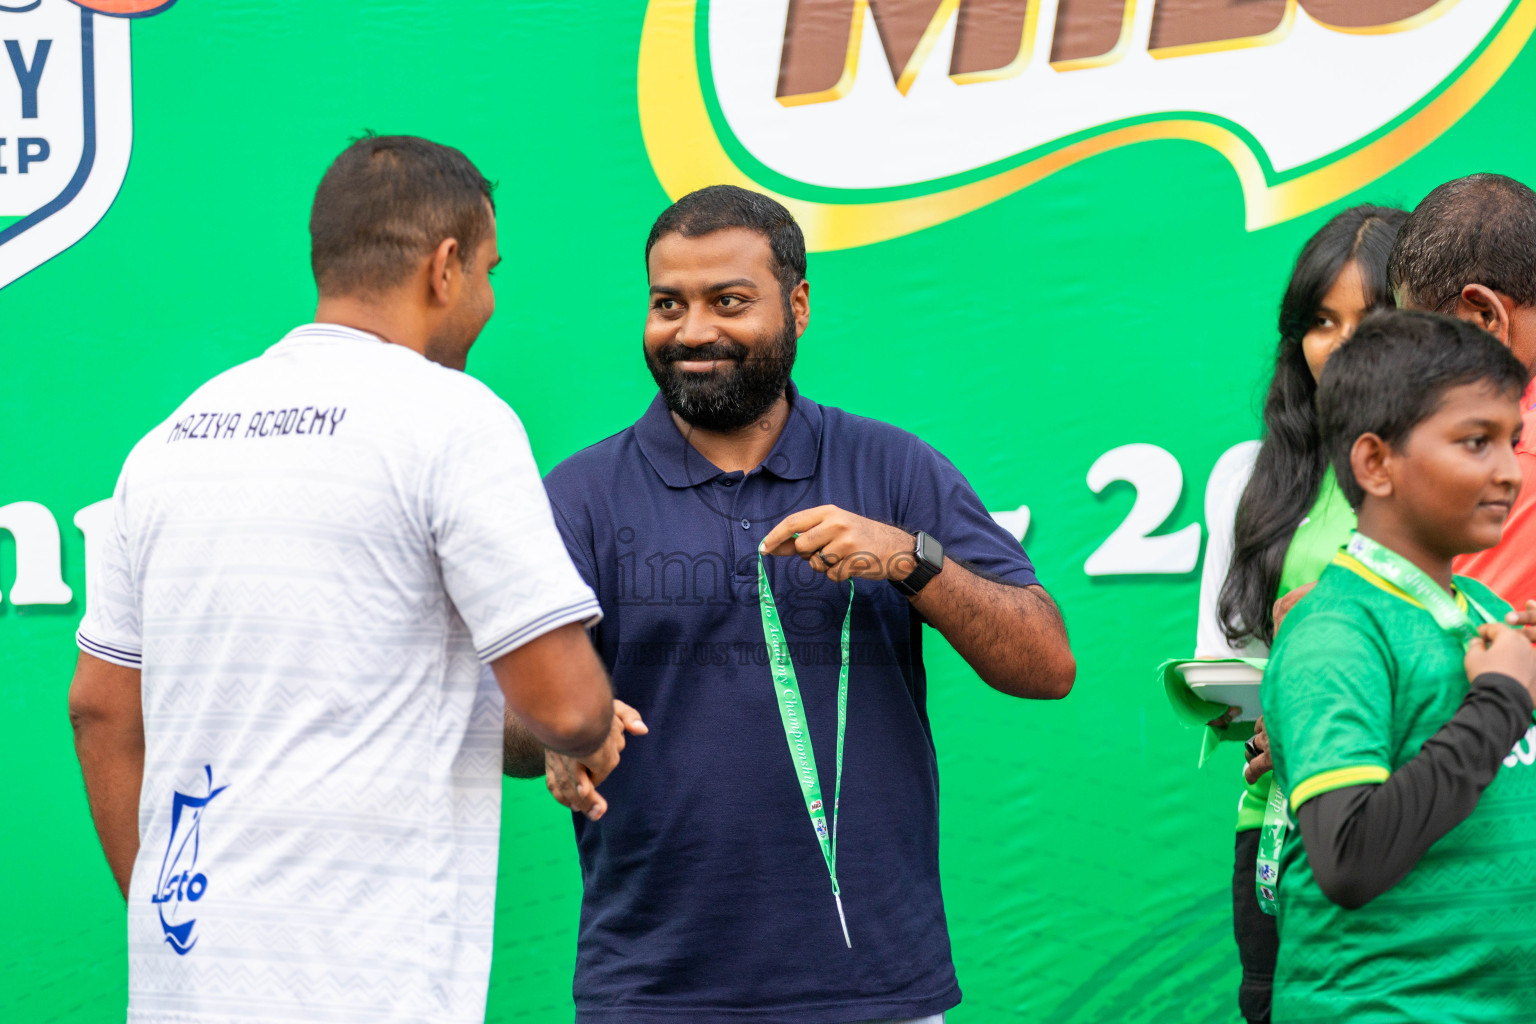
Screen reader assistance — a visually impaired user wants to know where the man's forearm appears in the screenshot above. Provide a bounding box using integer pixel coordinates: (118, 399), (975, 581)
(72, 720), (144, 899)
(69, 654), (145, 900)
(492, 622), (614, 761)
(504, 708), (548, 778)
(909, 562), (1075, 698)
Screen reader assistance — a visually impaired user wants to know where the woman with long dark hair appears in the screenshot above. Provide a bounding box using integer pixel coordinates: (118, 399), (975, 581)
(1195, 204), (1408, 1024)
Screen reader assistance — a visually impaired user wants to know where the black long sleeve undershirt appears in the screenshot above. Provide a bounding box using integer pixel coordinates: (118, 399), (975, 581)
(1295, 672), (1533, 910)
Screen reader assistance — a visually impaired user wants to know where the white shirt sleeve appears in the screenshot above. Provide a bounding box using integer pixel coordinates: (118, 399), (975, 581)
(76, 465), (143, 668)
(1195, 441), (1265, 660)
(428, 389), (601, 663)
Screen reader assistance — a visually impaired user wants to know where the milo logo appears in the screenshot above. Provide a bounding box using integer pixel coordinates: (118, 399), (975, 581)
(773, 1), (1461, 103)
(639, 0), (1536, 248)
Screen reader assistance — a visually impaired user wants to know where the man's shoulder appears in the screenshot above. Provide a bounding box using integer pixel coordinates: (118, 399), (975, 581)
(124, 340), (521, 479)
(330, 348), (527, 441)
(181, 328), (512, 414)
(812, 398), (945, 475)
(545, 425), (642, 493)
(383, 354), (513, 419)
(815, 399), (921, 447)
(118, 352), (273, 465)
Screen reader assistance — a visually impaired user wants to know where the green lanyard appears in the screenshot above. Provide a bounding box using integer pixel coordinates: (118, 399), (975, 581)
(1343, 532), (1496, 640)
(756, 550), (855, 948)
(1255, 780), (1288, 916)
(1256, 530), (1494, 916)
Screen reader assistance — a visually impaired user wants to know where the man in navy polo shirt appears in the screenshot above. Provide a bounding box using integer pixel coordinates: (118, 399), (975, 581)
(514, 186), (1076, 1024)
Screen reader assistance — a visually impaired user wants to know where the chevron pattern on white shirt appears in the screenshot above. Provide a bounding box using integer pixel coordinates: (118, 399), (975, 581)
(79, 323), (600, 1024)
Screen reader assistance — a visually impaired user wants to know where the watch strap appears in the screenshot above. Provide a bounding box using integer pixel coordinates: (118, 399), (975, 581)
(892, 531), (943, 597)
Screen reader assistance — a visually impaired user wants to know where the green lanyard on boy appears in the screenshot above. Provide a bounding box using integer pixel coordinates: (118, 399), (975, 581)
(1255, 531), (1496, 915)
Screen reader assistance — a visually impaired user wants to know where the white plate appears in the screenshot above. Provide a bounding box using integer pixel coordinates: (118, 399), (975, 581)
(1177, 662), (1263, 722)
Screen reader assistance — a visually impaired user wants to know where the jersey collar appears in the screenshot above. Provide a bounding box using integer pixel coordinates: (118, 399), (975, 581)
(634, 380), (823, 489)
(270, 322), (390, 350)
(1332, 551), (1470, 614)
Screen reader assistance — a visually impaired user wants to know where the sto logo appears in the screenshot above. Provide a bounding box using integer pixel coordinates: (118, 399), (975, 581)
(0, 0), (173, 290)
(152, 765), (227, 956)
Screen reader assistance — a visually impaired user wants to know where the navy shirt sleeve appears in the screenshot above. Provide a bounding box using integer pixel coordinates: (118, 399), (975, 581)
(896, 436), (1038, 588)
(543, 474), (600, 593)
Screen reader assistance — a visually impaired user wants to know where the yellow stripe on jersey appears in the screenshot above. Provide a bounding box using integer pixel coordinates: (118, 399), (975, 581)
(1290, 764), (1391, 811)
(1332, 552), (1469, 614)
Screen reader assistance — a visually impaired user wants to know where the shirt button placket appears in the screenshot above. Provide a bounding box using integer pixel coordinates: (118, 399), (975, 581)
(732, 477), (758, 578)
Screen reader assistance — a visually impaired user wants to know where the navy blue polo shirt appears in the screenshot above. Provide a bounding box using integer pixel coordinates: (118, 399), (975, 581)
(543, 382), (1038, 1024)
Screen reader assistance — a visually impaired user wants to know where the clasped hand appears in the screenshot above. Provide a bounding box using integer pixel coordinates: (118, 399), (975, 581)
(546, 507), (918, 819)
(1465, 599), (1536, 704)
(759, 505), (916, 583)
(545, 700), (647, 821)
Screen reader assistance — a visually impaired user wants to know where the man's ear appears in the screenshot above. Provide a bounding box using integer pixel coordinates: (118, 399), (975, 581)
(790, 279), (810, 338)
(1351, 433), (1395, 501)
(427, 237), (460, 306)
(1453, 284), (1512, 344)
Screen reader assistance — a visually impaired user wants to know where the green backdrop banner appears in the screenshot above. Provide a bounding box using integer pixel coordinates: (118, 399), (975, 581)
(5, 1), (1535, 1020)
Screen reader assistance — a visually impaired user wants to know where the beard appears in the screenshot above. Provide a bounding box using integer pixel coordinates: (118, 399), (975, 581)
(645, 315), (797, 431)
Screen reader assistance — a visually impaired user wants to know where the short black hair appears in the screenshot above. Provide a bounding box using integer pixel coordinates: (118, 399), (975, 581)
(310, 134), (495, 296)
(1318, 309), (1529, 507)
(1388, 173), (1536, 312)
(644, 185), (807, 303)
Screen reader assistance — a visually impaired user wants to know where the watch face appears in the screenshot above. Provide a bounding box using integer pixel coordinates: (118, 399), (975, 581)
(915, 531), (943, 572)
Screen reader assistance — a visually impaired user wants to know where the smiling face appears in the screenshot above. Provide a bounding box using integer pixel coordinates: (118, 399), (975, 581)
(1383, 380), (1524, 557)
(1302, 260), (1373, 382)
(644, 227), (809, 431)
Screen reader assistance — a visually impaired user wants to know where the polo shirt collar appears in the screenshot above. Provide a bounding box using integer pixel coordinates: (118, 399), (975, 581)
(634, 380), (822, 488)
(274, 322), (390, 348)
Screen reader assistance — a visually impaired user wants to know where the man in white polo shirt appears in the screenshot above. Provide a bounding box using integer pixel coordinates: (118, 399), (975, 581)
(67, 135), (621, 1023)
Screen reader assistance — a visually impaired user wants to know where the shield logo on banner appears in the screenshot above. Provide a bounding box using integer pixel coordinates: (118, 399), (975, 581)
(0, 0), (173, 290)
(639, 0), (1536, 252)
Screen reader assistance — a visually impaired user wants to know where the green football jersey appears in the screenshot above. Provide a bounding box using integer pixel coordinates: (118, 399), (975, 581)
(1236, 466), (1356, 831)
(1263, 553), (1536, 1024)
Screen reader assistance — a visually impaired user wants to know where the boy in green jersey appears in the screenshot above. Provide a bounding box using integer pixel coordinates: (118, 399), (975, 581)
(1264, 309), (1536, 1024)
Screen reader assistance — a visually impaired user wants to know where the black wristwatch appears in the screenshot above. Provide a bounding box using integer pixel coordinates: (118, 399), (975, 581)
(891, 531), (943, 597)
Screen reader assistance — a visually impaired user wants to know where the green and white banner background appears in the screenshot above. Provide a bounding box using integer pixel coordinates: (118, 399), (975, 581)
(5, 1), (1535, 1019)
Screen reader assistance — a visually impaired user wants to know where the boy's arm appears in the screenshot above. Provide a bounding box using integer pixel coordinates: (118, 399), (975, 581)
(1298, 669), (1533, 909)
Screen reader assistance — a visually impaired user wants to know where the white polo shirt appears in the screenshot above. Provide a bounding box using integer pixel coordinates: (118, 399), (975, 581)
(77, 323), (601, 1024)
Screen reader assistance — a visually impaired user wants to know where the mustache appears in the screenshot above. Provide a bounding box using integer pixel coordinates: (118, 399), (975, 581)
(653, 341), (750, 365)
